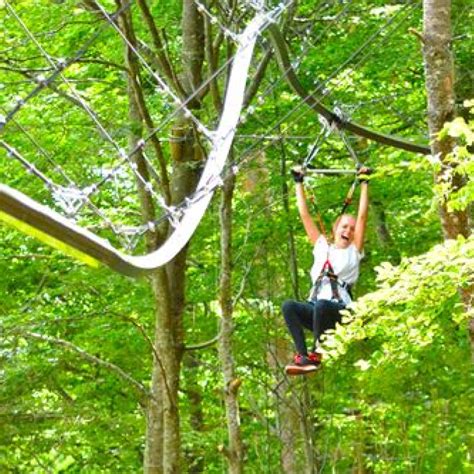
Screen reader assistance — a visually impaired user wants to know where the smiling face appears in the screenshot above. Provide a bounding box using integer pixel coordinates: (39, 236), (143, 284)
(333, 214), (356, 248)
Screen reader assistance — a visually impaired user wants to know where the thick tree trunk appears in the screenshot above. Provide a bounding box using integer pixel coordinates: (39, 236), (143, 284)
(218, 172), (244, 473)
(119, 8), (166, 471)
(268, 339), (300, 473)
(422, 0), (473, 356)
(142, 0), (205, 470)
(181, 0), (204, 106)
(422, 0), (469, 239)
(153, 267), (183, 474)
(117, 5), (180, 471)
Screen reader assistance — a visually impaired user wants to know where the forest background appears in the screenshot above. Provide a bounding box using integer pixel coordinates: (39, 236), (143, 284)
(0, 0), (473, 473)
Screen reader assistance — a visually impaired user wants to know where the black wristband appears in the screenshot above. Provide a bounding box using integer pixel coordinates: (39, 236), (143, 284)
(291, 169), (304, 183)
(357, 167), (372, 183)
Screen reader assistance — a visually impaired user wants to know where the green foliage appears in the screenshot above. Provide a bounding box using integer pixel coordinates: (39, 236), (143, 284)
(0, 0), (473, 472)
(312, 236), (474, 472)
(436, 100), (474, 212)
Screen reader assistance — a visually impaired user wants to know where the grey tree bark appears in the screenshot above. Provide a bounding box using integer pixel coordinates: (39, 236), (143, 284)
(119, 8), (168, 473)
(268, 339), (300, 473)
(218, 171), (244, 473)
(154, 0), (204, 470)
(422, 0), (473, 356)
(116, 0), (204, 471)
(422, 0), (469, 239)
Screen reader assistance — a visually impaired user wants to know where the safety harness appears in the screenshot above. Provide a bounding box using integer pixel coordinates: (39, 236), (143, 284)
(309, 257), (353, 303)
(301, 111), (367, 304)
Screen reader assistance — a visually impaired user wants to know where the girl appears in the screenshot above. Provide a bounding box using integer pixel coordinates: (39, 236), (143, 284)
(282, 166), (370, 375)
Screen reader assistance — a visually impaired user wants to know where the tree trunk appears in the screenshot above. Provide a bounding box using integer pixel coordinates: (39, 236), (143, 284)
(423, 0), (473, 357)
(116, 4), (182, 471)
(268, 339), (300, 473)
(119, 8), (166, 471)
(153, 268), (182, 474)
(273, 139), (302, 472)
(142, 0), (205, 470)
(218, 171), (244, 473)
(181, 0), (204, 106)
(422, 0), (469, 239)
(300, 382), (317, 474)
(145, 364), (165, 473)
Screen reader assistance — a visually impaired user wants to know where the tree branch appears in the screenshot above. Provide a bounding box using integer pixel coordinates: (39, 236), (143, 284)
(117, 4), (171, 206)
(23, 331), (152, 401)
(243, 48), (272, 108)
(116, 312), (175, 406)
(267, 24), (431, 155)
(135, 0), (186, 97)
(76, 57), (130, 72)
(204, 16), (222, 112)
(184, 325), (223, 351)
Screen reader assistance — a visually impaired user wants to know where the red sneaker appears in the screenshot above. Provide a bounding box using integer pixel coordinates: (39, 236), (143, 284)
(308, 351), (322, 365)
(285, 353), (320, 376)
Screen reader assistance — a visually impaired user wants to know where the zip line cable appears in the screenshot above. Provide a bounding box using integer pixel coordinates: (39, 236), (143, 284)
(3, 0), (412, 202)
(2, 1), (291, 227)
(1, 0), (137, 130)
(183, 0), (414, 202)
(265, 6), (430, 154)
(225, 7), (418, 218)
(114, 0), (419, 236)
(228, 1), (419, 178)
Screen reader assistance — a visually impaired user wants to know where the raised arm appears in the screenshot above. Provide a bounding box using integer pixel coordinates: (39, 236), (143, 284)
(353, 168), (370, 252)
(292, 168), (320, 245)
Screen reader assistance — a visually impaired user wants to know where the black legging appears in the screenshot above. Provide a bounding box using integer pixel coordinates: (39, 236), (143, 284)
(282, 299), (346, 355)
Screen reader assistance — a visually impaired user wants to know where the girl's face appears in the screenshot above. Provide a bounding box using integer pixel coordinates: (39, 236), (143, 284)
(334, 215), (356, 248)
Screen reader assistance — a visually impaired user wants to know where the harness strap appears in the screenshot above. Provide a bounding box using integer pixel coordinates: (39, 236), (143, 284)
(324, 260), (340, 301)
(310, 259), (351, 302)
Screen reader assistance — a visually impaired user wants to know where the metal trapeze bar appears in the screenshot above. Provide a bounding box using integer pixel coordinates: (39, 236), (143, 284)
(306, 168), (356, 175)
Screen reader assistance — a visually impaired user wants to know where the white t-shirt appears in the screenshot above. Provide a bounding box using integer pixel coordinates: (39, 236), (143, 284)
(309, 235), (363, 305)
